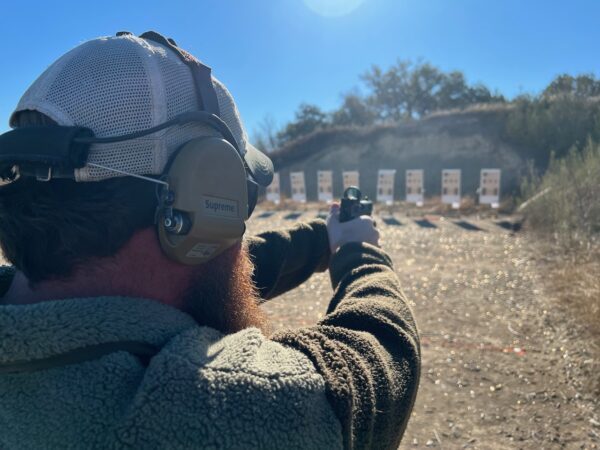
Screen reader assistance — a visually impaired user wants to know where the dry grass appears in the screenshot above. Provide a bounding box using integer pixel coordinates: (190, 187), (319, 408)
(548, 254), (600, 337)
(521, 142), (600, 395)
(424, 101), (515, 119)
(541, 251), (600, 395)
(522, 140), (600, 319)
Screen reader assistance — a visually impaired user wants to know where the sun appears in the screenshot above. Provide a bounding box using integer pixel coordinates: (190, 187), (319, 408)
(303, 0), (367, 17)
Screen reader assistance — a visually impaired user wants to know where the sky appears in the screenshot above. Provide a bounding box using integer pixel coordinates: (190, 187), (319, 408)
(1, 0), (599, 137)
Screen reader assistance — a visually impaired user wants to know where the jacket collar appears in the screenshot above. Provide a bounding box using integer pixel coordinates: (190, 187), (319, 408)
(0, 284), (197, 364)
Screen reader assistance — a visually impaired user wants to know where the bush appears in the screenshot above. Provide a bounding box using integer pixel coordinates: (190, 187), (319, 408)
(503, 96), (600, 168)
(522, 140), (600, 347)
(522, 139), (600, 249)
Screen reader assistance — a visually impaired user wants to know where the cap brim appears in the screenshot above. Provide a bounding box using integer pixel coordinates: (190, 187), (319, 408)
(245, 143), (274, 187)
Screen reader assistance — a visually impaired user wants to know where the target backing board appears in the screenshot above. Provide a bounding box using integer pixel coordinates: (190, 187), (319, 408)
(479, 169), (501, 207)
(377, 169), (396, 204)
(406, 169), (424, 205)
(342, 171), (360, 190)
(441, 169), (461, 206)
(317, 170), (333, 203)
(290, 171), (307, 203)
(266, 172), (281, 204)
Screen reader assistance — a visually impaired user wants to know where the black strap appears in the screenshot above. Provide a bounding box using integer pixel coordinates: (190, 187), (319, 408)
(0, 126), (92, 169)
(139, 31), (221, 117)
(0, 341), (158, 374)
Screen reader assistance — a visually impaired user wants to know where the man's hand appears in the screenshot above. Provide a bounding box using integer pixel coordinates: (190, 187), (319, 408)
(326, 203), (380, 254)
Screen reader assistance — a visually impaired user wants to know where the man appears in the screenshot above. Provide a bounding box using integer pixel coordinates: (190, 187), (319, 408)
(0, 32), (420, 449)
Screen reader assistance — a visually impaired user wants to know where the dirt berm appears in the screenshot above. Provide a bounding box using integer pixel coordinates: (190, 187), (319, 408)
(269, 108), (527, 201)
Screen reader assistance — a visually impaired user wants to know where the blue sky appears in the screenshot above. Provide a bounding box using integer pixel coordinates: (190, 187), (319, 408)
(1, 0), (599, 137)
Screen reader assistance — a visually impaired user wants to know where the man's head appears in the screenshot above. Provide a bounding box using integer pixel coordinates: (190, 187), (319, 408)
(0, 32), (271, 333)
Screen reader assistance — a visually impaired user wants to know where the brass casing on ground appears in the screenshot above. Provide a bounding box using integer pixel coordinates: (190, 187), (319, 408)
(158, 138), (248, 264)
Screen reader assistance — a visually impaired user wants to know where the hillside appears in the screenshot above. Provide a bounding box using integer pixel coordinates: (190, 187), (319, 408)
(268, 106), (528, 202)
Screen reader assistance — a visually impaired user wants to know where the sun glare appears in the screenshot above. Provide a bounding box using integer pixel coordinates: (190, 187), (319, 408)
(303, 0), (367, 17)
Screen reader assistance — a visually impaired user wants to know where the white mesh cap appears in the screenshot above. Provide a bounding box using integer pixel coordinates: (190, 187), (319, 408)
(9, 33), (273, 185)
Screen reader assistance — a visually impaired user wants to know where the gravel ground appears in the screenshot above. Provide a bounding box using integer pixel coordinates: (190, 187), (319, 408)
(248, 208), (599, 450)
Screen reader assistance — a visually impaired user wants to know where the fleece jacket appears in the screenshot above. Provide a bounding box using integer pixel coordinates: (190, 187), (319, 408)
(0, 219), (420, 450)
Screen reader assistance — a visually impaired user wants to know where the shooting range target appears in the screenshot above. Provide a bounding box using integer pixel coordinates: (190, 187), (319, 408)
(290, 171), (307, 203)
(479, 169), (501, 207)
(317, 170), (333, 203)
(266, 172), (281, 204)
(442, 169), (461, 207)
(343, 171), (360, 190)
(377, 169), (396, 204)
(406, 169), (424, 206)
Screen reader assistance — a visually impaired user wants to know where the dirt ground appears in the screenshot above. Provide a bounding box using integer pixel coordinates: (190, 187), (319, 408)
(248, 208), (599, 450)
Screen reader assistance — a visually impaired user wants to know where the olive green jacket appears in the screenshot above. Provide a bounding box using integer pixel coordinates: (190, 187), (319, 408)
(0, 220), (419, 449)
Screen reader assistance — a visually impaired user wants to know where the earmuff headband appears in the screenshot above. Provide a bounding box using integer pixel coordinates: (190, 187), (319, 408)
(74, 111), (239, 152)
(138, 31), (221, 117)
(0, 111), (245, 182)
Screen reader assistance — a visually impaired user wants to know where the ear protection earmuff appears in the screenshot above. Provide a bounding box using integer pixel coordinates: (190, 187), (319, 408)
(0, 31), (268, 265)
(157, 137), (249, 263)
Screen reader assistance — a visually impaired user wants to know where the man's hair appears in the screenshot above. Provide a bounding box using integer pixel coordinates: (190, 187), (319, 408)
(0, 111), (157, 284)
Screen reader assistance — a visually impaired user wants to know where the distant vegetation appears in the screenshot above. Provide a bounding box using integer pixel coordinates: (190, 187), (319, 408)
(522, 139), (600, 249)
(521, 139), (600, 338)
(254, 61), (600, 171)
(504, 75), (600, 166)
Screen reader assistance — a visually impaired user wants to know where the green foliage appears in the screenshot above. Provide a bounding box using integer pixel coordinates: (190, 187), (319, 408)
(361, 60), (504, 121)
(542, 73), (600, 98)
(503, 95), (600, 166)
(361, 60), (412, 121)
(276, 103), (329, 145)
(258, 59), (600, 168)
(331, 94), (376, 127)
(270, 59), (507, 148)
(522, 139), (600, 248)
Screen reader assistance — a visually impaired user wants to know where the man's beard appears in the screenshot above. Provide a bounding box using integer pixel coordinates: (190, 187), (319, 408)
(180, 243), (269, 335)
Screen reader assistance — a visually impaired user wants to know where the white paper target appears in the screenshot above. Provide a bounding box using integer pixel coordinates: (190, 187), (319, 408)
(266, 172), (281, 204)
(290, 171), (307, 203)
(342, 171), (360, 191)
(317, 170), (333, 203)
(479, 169), (501, 206)
(377, 169), (396, 204)
(442, 169), (461, 205)
(406, 169), (424, 205)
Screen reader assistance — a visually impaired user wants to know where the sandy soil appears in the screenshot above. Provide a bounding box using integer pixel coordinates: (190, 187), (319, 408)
(248, 208), (599, 450)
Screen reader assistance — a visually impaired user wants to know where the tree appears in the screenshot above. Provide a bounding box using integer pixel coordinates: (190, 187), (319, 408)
(362, 60), (413, 121)
(331, 93), (376, 126)
(543, 74), (575, 98)
(409, 62), (444, 117)
(573, 74), (600, 97)
(277, 103), (329, 145)
(543, 74), (600, 99)
(252, 114), (279, 153)
(436, 71), (470, 110)
(467, 83), (500, 105)
(362, 59), (499, 121)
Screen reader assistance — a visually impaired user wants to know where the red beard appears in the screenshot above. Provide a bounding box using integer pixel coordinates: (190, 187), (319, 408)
(180, 243), (269, 335)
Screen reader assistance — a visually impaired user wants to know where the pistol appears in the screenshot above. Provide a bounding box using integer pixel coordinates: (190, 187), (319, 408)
(339, 186), (373, 222)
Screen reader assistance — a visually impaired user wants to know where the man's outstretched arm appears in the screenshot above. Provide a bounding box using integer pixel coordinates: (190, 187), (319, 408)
(246, 219), (330, 300)
(271, 210), (421, 450)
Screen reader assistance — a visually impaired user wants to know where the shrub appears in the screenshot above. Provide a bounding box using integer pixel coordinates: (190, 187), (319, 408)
(522, 140), (600, 250)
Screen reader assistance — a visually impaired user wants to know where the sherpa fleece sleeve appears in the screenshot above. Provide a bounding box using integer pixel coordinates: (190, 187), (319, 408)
(247, 219), (331, 300)
(272, 242), (421, 450)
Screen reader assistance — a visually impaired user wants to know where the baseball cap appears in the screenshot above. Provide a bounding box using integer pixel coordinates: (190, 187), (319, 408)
(8, 33), (273, 186)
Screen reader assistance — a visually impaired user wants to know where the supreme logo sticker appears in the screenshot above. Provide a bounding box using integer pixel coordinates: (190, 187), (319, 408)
(202, 196), (239, 218)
